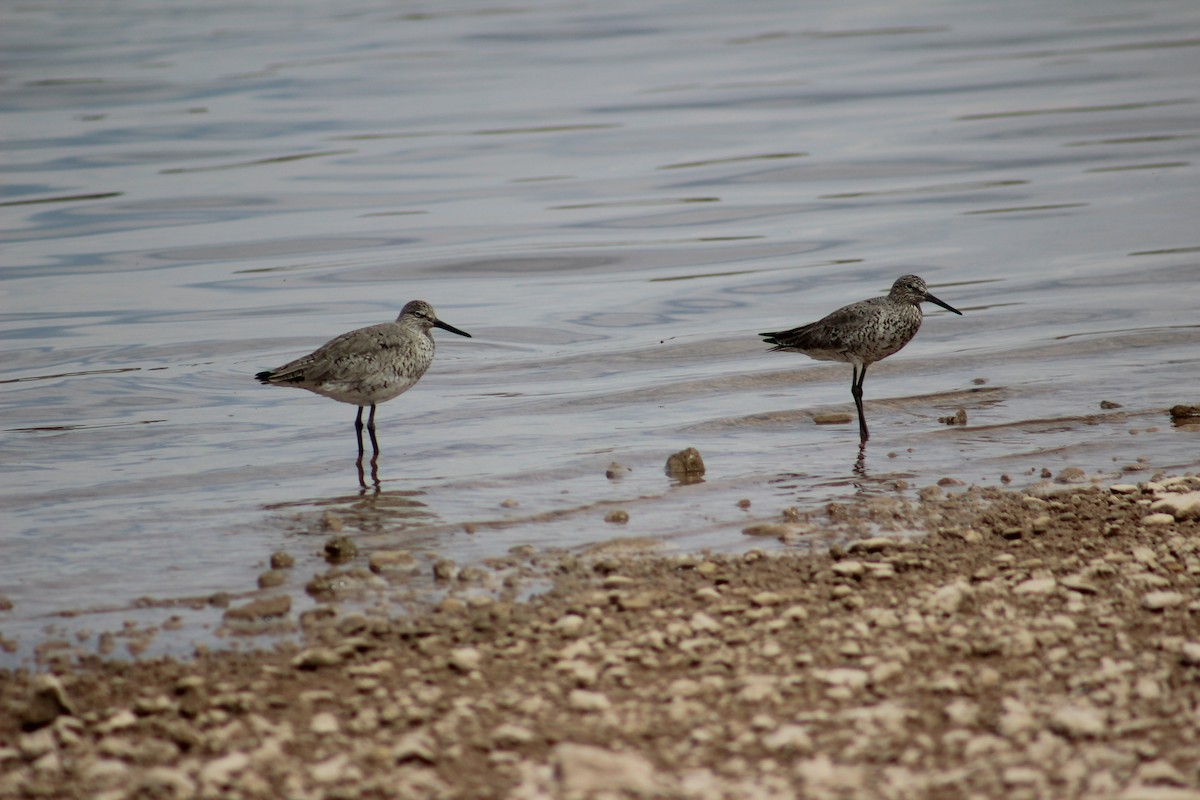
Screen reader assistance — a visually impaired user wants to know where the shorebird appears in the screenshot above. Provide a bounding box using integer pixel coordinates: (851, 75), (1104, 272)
(255, 300), (471, 456)
(759, 275), (962, 441)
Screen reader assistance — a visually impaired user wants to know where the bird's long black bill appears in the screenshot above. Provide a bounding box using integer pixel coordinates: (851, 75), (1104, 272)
(434, 319), (472, 338)
(924, 292), (963, 315)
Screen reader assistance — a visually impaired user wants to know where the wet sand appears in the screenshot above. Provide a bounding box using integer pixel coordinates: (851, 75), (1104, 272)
(4, 474), (1200, 799)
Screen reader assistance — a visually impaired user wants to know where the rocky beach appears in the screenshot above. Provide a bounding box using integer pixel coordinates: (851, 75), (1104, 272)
(4, 473), (1200, 799)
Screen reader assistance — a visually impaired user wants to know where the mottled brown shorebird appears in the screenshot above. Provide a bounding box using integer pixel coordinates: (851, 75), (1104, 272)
(255, 300), (471, 456)
(760, 275), (962, 441)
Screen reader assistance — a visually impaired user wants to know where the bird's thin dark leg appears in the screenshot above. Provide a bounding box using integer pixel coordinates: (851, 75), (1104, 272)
(851, 364), (869, 442)
(354, 406), (366, 456)
(366, 404), (380, 455)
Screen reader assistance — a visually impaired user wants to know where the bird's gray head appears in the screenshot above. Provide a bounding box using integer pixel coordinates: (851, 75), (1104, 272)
(397, 300), (472, 338)
(890, 275), (930, 303)
(891, 275), (962, 315)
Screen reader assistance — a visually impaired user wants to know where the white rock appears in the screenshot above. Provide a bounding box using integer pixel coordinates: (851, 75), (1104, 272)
(96, 709), (137, 734)
(762, 724), (813, 753)
(736, 675), (780, 703)
(554, 743), (658, 794)
(199, 751), (250, 788)
(997, 699), (1037, 739)
(448, 647), (483, 672)
(1142, 513), (1176, 526)
(567, 690), (611, 712)
(1151, 491), (1200, 520)
(138, 766), (196, 798)
(1013, 577), (1057, 594)
(1142, 591), (1185, 610)
(925, 580), (971, 614)
(689, 611), (722, 633)
(1181, 642), (1200, 665)
(813, 668), (869, 691)
(393, 730), (437, 764)
(832, 560), (866, 577)
(492, 723), (536, 748)
(847, 537), (897, 553)
(310, 754), (349, 783)
(1048, 703), (1107, 739)
(554, 614), (586, 636)
(310, 711), (339, 734)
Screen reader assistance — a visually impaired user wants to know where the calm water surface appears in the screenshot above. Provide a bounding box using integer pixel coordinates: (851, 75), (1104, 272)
(2, 0), (1199, 664)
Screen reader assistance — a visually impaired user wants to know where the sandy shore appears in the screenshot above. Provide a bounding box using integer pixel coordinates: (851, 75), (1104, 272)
(3, 474), (1200, 800)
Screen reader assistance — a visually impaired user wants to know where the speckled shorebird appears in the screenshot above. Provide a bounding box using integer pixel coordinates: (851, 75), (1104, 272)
(759, 275), (962, 441)
(255, 300), (471, 455)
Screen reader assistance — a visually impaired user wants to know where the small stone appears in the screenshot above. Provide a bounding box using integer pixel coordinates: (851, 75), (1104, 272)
(323, 535), (358, 563)
(813, 668), (869, 691)
(199, 751), (250, 788)
(604, 510), (629, 524)
(449, 647), (483, 672)
(310, 754), (349, 783)
(432, 559), (457, 581)
(270, 551), (295, 569)
(1151, 491), (1200, 521)
(310, 712), (339, 734)
(257, 570), (287, 589)
(1056, 467), (1087, 484)
(568, 690), (612, 712)
(750, 591), (784, 607)
(762, 724), (812, 753)
(1061, 574), (1099, 594)
(554, 614), (586, 637)
(223, 595), (291, 623)
(605, 462), (630, 479)
(813, 412), (853, 425)
(847, 537), (897, 553)
(21, 675), (75, 730)
(1142, 591), (1185, 611)
(832, 560), (865, 578)
(492, 723), (536, 748)
(393, 730), (437, 764)
(1110, 484), (1140, 495)
(665, 447), (705, 479)
(1142, 513), (1176, 526)
(555, 743), (658, 794)
(1048, 703), (1107, 739)
(292, 647), (341, 669)
(1013, 577), (1057, 595)
(369, 550), (417, 574)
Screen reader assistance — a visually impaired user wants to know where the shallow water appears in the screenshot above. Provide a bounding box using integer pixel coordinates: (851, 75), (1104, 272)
(2, 0), (1199, 665)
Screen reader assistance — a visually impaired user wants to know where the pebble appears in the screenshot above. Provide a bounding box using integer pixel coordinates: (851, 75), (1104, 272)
(1151, 491), (1200, 521)
(554, 743), (659, 794)
(223, 595), (290, 623)
(310, 712), (339, 734)
(1142, 591), (1185, 610)
(448, 647), (483, 672)
(831, 560), (866, 578)
(568, 690), (612, 712)
(664, 447), (705, 478)
(1048, 703), (1107, 739)
(762, 724), (813, 753)
(1013, 577), (1057, 595)
(292, 647), (342, 669)
(199, 751), (249, 788)
(847, 537), (897, 553)
(554, 614), (586, 637)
